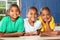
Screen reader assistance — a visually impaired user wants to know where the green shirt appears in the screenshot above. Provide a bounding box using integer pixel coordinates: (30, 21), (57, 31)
(0, 16), (24, 33)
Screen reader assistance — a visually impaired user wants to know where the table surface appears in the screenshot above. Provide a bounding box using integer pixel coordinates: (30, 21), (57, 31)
(0, 26), (60, 40)
(0, 35), (60, 40)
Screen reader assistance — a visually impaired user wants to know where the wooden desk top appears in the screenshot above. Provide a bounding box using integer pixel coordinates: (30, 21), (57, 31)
(0, 35), (60, 40)
(0, 26), (60, 40)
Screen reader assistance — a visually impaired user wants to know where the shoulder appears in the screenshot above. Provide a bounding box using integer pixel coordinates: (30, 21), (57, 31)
(24, 18), (29, 24)
(50, 16), (55, 23)
(35, 20), (42, 29)
(38, 16), (41, 19)
(24, 18), (29, 27)
(17, 17), (24, 23)
(1, 16), (10, 22)
(18, 17), (23, 21)
(38, 16), (43, 22)
(35, 20), (41, 24)
(24, 18), (28, 22)
(0, 16), (10, 25)
(24, 18), (28, 24)
(51, 16), (54, 20)
(2, 16), (9, 19)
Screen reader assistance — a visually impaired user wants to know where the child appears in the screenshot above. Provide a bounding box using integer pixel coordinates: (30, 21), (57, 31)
(38, 7), (58, 36)
(24, 7), (42, 36)
(0, 4), (24, 37)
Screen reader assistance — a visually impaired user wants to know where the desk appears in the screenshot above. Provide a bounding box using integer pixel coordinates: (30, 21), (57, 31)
(55, 26), (60, 30)
(0, 36), (60, 40)
(0, 26), (60, 40)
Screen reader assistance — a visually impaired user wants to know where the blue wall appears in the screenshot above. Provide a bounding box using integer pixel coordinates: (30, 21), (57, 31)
(21, 0), (60, 23)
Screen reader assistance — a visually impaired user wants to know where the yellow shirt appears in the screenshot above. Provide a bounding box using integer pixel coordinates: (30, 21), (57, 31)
(38, 16), (55, 32)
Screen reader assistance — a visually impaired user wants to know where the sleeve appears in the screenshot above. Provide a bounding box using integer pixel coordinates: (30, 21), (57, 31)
(17, 19), (24, 32)
(37, 21), (42, 29)
(34, 20), (42, 31)
(0, 17), (7, 32)
(50, 17), (55, 31)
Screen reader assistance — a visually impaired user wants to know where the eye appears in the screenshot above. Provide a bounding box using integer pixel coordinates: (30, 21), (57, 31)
(30, 13), (32, 15)
(47, 13), (50, 15)
(42, 14), (45, 16)
(15, 10), (18, 12)
(10, 10), (14, 12)
(34, 13), (36, 16)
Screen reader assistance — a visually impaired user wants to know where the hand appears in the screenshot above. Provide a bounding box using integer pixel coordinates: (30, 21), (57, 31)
(24, 31), (38, 36)
(46, 17), (52, 23)
(48, 31), (57, 36)
(41, 31), (57, 36)
(32, 31), (38, 35)
(45, 17), (52, 32)
(0, 32), (4, 37)
(24, 32), (30, 36)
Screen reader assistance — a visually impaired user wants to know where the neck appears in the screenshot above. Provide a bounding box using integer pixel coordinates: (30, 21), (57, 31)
(28, 19), (34, 26)
(11, 18), (16, 21)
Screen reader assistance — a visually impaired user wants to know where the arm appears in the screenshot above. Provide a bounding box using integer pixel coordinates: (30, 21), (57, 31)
(45, 17), (55, 32)
(45, 22), (51, 32)
(3, 18), (25, 37)
(0, 32), (24, 37)
(24, 31), (38, 36)
(50, 17), (55, 31)
(45, 17), (52, 32)
(0, 17), (24, 37)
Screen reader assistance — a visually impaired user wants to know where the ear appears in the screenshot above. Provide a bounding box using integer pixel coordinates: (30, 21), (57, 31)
(18, 13), (21, 17)
(26, 13), (28, 18)
(6, 10), (10, 15)
(19, 11), (21, 16)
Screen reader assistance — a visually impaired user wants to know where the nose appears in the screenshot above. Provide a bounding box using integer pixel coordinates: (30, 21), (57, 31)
(44, 15), (48, 19)
(13, 12), (17, 16)
(32, 14), (36, 18)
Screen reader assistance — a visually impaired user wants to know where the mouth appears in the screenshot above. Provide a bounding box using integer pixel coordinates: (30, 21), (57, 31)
(12, 15), (18, 19)
(31, 17), (36, 21)
(44, 19), (48, 21)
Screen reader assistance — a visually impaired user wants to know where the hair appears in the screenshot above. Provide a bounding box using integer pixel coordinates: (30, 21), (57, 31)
(40, 7), (50, 15)
(27, 6), (38, 16)
(6, 4), (20, 15)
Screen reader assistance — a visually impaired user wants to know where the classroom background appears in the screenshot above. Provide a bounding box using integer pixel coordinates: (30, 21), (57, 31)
(0, 0), (60, 26)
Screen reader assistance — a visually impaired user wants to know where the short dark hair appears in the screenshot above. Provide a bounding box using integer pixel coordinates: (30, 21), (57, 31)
(40, 7), (50, 15)
(29, 7), (38, 12)
(27, 6), (38, 16)
(7, 4), (20, 14)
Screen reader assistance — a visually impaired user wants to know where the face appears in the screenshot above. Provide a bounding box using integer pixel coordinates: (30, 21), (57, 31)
(9, 6), (20, 20)
(27, 9), (37, 22)
(41, 10), (51, 22)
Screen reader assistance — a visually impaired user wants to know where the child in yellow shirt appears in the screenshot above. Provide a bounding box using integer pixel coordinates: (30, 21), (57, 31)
(38, 7), (55, 32)
(38, 7), (60, 36)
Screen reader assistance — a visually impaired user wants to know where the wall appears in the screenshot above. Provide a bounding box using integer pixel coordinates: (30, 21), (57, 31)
(21, 0), (60, 23)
